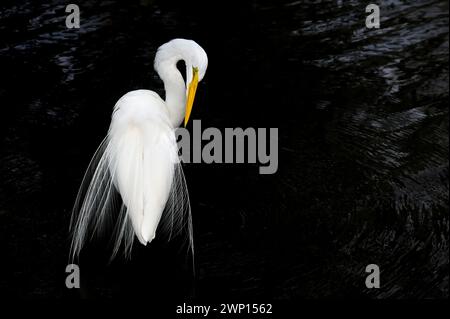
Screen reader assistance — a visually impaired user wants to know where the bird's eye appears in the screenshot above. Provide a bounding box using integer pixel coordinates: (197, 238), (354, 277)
(176, 60), (187, 83)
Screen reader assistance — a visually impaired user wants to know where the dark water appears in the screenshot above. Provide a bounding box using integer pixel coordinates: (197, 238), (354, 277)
(0, 0), (448, 299)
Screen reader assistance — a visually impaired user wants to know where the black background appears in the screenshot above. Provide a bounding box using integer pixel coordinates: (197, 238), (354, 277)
(0, 0), (448, 300)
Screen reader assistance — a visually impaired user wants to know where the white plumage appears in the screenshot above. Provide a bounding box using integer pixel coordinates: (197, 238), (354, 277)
(70, 39), (208, 259)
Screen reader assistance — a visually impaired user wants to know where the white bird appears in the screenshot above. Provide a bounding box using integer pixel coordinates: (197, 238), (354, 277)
(70, 39), (208, 260)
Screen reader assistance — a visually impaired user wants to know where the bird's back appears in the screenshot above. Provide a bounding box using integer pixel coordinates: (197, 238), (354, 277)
(112, 89), (170, 126)
(108, 89), (178, 244)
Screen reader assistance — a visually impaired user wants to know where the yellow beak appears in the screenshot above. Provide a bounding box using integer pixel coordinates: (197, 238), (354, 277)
(184, 67), (199, 126)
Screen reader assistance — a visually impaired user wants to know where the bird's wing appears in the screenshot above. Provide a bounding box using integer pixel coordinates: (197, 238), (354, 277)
(158, 159), (193, 254)
(69, 136), (134, 261)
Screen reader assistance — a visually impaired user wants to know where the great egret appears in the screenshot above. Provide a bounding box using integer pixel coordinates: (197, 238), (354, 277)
(70, 39), (208, 260)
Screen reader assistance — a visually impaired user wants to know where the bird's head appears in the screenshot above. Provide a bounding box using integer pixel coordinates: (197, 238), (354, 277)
(182, 40), (208, 126)
(154, 38), (208, 127)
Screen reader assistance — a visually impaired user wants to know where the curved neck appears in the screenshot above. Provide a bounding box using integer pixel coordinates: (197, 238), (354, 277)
(158, 60), (186, 128)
